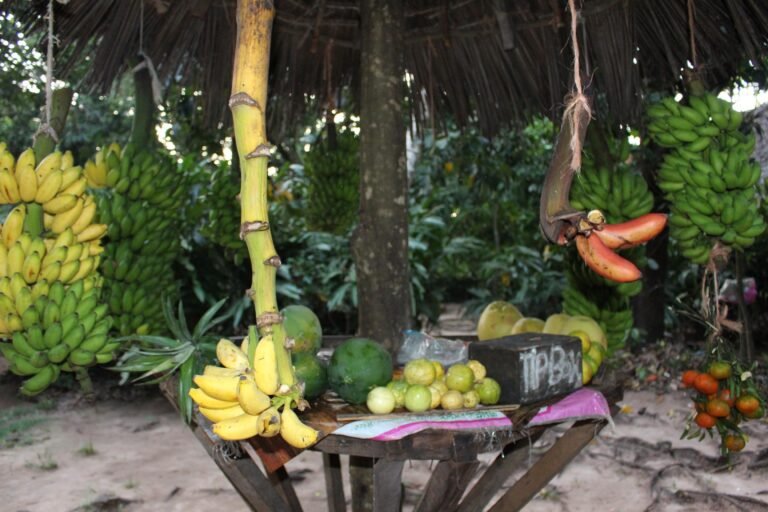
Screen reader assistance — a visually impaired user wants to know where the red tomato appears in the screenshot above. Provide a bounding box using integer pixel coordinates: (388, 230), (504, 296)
(681, 370), (699, 388)
(695, 412), (716, 429)
(735, 394), (760, 415)
(706, 398), (730, 418)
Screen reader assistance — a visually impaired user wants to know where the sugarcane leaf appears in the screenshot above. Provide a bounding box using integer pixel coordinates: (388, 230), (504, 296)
(162, 298), (185, 341)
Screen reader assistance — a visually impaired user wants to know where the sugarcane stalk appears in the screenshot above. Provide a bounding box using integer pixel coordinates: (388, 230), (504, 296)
(230, 1), (296, 391)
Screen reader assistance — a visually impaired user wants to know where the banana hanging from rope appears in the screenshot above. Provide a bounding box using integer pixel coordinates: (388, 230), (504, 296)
(540, 94), (667, 282)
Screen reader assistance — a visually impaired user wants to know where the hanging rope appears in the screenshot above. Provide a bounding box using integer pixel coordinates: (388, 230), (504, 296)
(133, 0), (163, 106)
(687, 0), (698, 68)
(563, 0), (591, 171)
(36, 0), (58, 143)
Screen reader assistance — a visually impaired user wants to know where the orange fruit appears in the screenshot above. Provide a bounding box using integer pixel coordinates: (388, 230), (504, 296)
(724, 434), (746, 452)
(735, 394), (760, 415)
(681, 370), (699, 388)
(706, 398), (730, 418)
(693, 373), (719, 395)
(694, 412), (716, 429)
(708, 361), (732, 380)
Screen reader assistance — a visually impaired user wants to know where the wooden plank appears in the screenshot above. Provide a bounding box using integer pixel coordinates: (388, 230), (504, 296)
(191, 424), (290, 512)
(336, 403), (520, 422)
(456, 427), (545, 512)
(372, 459), (406, 512)
(268, 466), (304, 512)
(414, 460), (481, 512)
(323, 453), (346, 512)
(488, 419), (608, 512)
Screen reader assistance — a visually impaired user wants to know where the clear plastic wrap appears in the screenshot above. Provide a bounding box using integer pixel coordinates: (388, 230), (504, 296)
(396, 330), (468, 366)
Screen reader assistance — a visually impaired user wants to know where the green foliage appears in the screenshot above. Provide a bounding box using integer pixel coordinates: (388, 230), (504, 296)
(112, 298), (232, 424)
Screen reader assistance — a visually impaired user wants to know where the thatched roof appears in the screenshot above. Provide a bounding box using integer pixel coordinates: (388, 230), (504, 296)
(10, 0), (768, 137)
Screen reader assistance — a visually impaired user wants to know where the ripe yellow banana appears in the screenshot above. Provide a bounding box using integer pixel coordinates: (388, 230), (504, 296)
(193, 374), (240, 402)
(69, 256), (94, 282)
(60, 176), (87, 197)
(189, 387), (238, 409)
(198, 404), (247, 423)
(216, 338), (250, 371)
(0, 145), (14, 171)
(237, 374), (271, 415)
(7, 242), (25, 274)
(2, 204), (26, 247)
(280, 407), (319, 449)
(60, 151), (74, 170)
(34, 169), (63, 203)
(58, 260), (80, 282)
(21, 252), (42, 284)
(253, 334), (279, 395)
(17, 164), (37, 202)
(59, 166), (82, 190)
(212, 413), (262, 441)
(50, 198), (85, 233)
(43, 194), (78, 215)
(52, 228), (75, 249)
(75, 224), (107, 243)
(15, 148), (36, 179)
(0, 245), (7, 278)
(34, 151), (60, 180)
(240, 337), (250, 355)
(70, 200), (97, 235)
(257, 406), (281, 437)
(203, 365), (243, 377)
(83, 160), (108, 188)
(0, 169), (20, 203)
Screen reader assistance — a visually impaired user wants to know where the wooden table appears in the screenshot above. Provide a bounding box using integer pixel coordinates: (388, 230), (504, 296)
(172, 380), (622, 512)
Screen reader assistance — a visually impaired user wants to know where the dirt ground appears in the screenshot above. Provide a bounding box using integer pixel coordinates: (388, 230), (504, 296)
(1, 366), (767, 512)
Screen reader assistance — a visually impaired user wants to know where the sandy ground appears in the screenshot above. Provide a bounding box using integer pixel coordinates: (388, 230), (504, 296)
(1, 373), (767, 512)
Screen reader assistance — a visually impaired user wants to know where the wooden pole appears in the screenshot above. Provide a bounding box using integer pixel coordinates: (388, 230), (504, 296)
(353, 0), (411, 354)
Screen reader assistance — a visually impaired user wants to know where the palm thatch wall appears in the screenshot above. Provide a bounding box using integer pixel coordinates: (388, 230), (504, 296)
(10, 0), (768, 137)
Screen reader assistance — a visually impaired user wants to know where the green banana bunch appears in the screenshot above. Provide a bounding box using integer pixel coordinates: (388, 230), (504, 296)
(648, 92), (765, 263)
(85, 143), (187, 336)
(564, 139), (652, 352)
(199, 161), (249, 263)
(0, 279), (115, 395)
(303, 126), (360, 235)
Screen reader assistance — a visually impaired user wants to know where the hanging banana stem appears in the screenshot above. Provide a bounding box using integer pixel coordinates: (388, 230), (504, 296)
(230, 1), (296, 396)
(25, 88), (73, 238)
(131, 65), (155, 147)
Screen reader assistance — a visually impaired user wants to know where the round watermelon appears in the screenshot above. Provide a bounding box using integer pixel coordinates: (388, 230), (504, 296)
(327, 337), (393, 404)
(282, 305), (323, 354)
(292, 352), (328, 399)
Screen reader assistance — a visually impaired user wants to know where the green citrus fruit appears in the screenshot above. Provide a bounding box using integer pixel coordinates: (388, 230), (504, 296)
(446, 363), (475, 393)
(404, 384), (432, 412)
(367, 387), (396, 415)
(404, 358), (436, 386)
(475, 377), (501, 405)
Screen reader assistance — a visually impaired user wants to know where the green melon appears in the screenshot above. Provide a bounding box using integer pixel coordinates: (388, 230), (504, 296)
(327, 337), (393, 405)
(292, 352), (328, 399)
(282, 304), (323, 354)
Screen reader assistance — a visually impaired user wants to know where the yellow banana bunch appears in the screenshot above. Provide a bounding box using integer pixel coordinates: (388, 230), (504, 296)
(188, 334), (319, 447)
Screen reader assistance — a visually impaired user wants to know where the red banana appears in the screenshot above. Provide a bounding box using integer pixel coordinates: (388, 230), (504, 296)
(576, 233), (642, 283)
(592, 213), (668, 250)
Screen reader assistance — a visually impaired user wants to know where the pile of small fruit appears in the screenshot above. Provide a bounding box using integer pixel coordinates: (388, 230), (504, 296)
(475, 300), (608, 384)
(680, 359), (765, 454)
(365, 359), (501, 415)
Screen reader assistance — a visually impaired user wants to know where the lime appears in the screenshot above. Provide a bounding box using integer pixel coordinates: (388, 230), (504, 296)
(466, 360), (487, 382)
(386, 379), (409, 408)
(446, 364), (475, 392)
(404, 358), (436, 386)
(463, 390), (480, 408)
(475, 377), (501, 405)
(367, 387), (396, 415)
(440, 390), (464, 410)
(404, 384), (432, 412)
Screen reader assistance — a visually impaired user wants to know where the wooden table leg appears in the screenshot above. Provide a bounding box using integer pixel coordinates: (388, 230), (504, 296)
(372, 459), (405, 512)
(414, 460), (481, 512)
(488, 419), (607, 512)
(268, 465), (304, 512)
(191, 425), (290, 512)
(323, 453), (346, 512)
(456, 429), (544, 512)
(350, 455), (374, 512)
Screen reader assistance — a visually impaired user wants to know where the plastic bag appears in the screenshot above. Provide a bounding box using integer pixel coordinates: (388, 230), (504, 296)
(396, 330), (468, 366)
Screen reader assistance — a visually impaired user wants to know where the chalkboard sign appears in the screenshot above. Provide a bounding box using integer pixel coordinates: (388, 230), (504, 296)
(468, 333), (582, 405)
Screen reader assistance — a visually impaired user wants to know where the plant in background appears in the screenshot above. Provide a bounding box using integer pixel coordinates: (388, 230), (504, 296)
(113, 298), (230, 423)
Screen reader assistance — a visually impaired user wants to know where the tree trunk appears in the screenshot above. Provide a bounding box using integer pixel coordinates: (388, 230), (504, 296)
(352, 0), (411, 354)
(633, 219), (668, 345)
